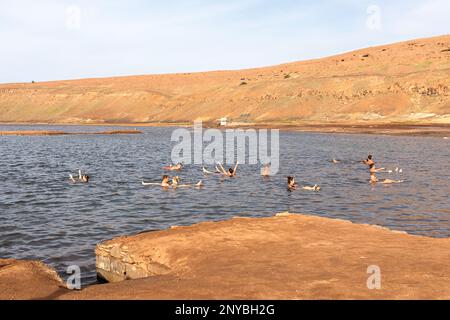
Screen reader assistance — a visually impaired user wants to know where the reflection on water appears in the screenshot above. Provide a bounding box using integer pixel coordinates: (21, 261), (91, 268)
(0, 124), (449, 284)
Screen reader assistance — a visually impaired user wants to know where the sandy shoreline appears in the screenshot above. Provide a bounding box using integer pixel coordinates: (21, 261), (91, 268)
(0, 129), (143, 136)
(1, 122), (449, 137)
(2, 213), (450, 300)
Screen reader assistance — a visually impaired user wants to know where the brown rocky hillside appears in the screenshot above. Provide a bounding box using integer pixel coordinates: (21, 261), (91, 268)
(0, 35), (449, 125)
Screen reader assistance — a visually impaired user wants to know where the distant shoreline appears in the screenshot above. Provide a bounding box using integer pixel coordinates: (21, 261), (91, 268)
(0, 122), (449, 137)
(0, 129), (143, 136)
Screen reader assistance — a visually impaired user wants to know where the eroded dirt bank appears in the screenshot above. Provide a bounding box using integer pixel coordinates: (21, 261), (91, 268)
(0, 259), (66, 300)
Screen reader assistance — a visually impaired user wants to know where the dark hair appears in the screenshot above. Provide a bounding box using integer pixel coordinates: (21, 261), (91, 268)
(287, 176), (294, 184)
(368, 155), (373, 160)
(229, 168), (234, 174)
(83, 175), (89, 182)
(162, 175), (169, 180)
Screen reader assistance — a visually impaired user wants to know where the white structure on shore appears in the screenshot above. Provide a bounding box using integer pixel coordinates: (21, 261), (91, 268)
(218, 117), (228, 126)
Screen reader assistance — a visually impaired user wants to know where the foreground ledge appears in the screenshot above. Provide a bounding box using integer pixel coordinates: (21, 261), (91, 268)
(81, 213), (450, 299)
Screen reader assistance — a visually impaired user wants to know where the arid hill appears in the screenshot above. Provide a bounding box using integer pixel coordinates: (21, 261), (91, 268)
(1, 35), (449, 125)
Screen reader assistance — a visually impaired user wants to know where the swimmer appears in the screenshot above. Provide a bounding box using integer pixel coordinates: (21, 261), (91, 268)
(217, 161), (239, 177)
(363, 154), (374, 166)
(369, 165), (404, 184)
(369, 163), (384, 183)
(371, 175), (404, 184)
(370, 172), (378, 183)
(171, 176), (179, 187)
(161, 175), (171, 187)
(142, 175), (171, 187)
(287, 176), (297, 190)
(143, 175), (202, 188)
(261, 164), (270, 177)
(380, 179), (404, 184)
(302, 184), (321, 191)
(332, 158), (341, 164)
(171, 176), (203, 188)
(163, 163), (183, 171)
(69, 170), (89, 183)
(369, 163), (385, 174)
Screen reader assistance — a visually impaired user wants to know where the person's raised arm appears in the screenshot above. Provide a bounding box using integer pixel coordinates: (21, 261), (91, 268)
(217, 162), (227, 174)
(203, 167), (212, 174)
(233, 161), (239, 173)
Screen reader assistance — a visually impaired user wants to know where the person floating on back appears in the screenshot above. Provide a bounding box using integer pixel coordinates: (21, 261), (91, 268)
(171, 176), (203, 188)
(216, 161), (239, 177)
(163, 163), (183, 171)
(142, 175), (202, 188)
(261, 164), (271, 177)
(369, 164), (403, 184)
(287, 176), (320, 191)
(302, 184), (321, 191)
(287, 176), (297, 190)
(69, 170), (89, 183)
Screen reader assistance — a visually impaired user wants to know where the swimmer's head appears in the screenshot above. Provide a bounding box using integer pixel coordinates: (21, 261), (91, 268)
(368, 154), (373, 160)
(162, 175), (169, 181)
(228, 168), (234, 174)
(172, 176), (180, 184)
(82, 175), (89, 182)
(287, 176), (295, 185)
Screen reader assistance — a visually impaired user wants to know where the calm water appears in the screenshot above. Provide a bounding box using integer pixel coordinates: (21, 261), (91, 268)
(1, 125), (449, 285)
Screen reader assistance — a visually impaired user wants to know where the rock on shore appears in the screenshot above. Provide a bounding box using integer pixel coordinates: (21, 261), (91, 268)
(0, 259), (66, 300)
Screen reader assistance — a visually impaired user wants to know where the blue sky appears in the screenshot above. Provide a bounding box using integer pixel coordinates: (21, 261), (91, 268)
(0, 0), (449, 83)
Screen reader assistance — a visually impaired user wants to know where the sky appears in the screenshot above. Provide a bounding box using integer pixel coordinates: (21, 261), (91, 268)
(0, 0), (449, 83)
